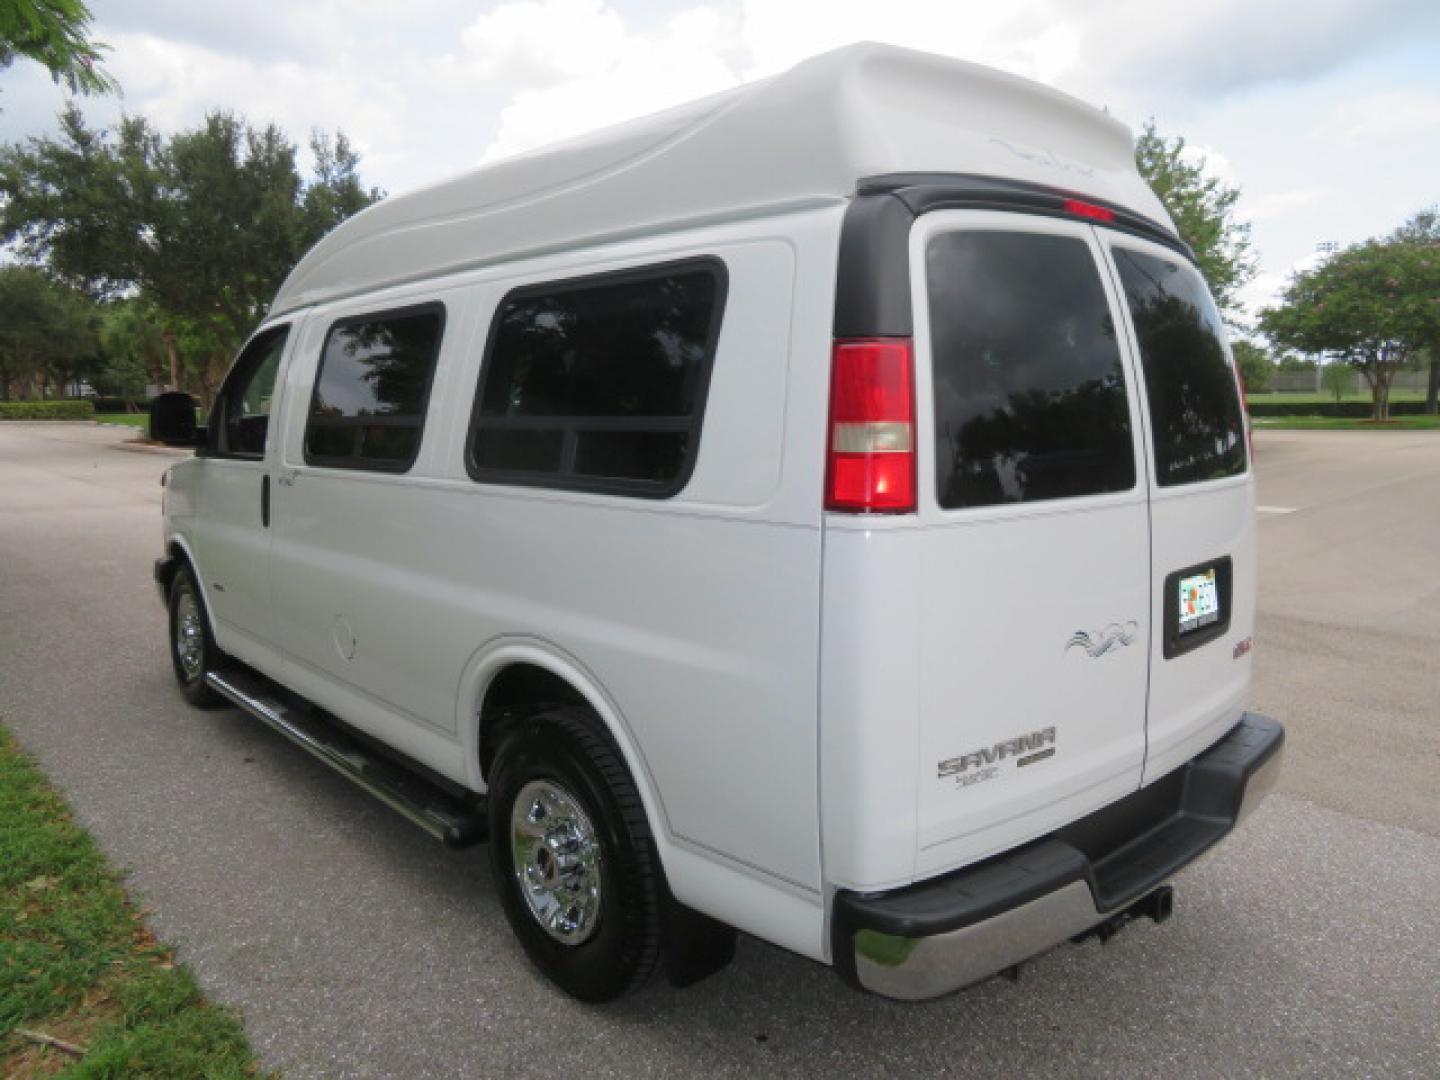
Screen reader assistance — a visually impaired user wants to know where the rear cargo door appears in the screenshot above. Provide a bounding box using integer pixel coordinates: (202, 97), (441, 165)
(909, 211), (1152, 877)
(1100, 237), (1253, 784)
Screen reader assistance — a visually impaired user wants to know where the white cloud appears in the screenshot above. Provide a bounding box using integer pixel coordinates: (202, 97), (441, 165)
(102, 32), (410, 173)
(1067, 0), (1440, 100)
(736, 0), (1078, 85)
(1241, 187), (1329, 222)
(1179, 142), (1239, 185)
(455, 2), (743, 161)
(1332, 91), (1440, 141)
(457, 0), (630, 90)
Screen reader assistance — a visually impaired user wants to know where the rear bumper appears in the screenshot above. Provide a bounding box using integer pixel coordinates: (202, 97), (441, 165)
(831, 712), (1284, 1001)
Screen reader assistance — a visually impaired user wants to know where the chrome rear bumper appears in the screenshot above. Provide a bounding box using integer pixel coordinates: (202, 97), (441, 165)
(833, 712), (1284, 1001)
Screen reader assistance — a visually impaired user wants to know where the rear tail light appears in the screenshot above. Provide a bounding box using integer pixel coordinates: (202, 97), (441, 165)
(825, 338), (916, 513)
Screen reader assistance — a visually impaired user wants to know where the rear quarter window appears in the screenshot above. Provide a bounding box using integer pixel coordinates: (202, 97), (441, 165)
(926, 230), (1136, 510)
(1111, 247), (1246, 486)
(467, 259), (726, 498)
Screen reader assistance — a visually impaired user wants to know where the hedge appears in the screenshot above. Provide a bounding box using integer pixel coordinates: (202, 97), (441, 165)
(1247, 400), (1430, 418)
(89, 396), (150, 413)
(0, 400), (96, 420)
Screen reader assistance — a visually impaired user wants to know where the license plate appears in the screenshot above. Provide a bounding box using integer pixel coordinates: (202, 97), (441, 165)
(1163, 556), (1232, 659)
(1177, 569), (1221, 636)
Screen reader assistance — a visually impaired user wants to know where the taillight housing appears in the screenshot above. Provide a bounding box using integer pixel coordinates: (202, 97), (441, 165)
(825, 338), (916, 513)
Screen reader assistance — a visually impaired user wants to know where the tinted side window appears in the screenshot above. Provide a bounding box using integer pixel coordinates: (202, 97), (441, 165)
(468, 260), (725, 497)
(214, 326), (289, 459)
(304, 305), (444, 472)
(1112, 247), (1246, 486)
(928, 231), (1135, 510)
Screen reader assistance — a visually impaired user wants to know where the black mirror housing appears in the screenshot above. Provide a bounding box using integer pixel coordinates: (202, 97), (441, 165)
(149, 392), (203, 447)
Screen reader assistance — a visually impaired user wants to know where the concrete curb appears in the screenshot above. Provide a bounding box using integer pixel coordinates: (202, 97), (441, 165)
(111, 438), (191, 457)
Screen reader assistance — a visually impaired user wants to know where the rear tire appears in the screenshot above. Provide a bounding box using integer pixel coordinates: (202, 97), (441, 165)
(167, 564), (224, 707)
(487, 707), (662, 1002)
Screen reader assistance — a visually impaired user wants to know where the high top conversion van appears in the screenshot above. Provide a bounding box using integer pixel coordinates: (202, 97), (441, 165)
(152, 43), (1283, 1003)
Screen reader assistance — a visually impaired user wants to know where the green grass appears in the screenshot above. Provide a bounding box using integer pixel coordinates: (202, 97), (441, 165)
(0, 725), (267, 1078)
(1250, 414), (1440, 430)
(94, 414), (148, 431)
(1248, 389), (1426, 405)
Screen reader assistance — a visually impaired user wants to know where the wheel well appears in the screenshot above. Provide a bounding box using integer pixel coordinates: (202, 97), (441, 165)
(478, 663), (588, 780)
(159, 542), (192, 592)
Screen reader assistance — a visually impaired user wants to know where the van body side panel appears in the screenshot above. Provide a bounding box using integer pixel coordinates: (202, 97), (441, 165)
(819, 523), (924, 891)
(196, 323), (303, 673)
(267, 230), (826, 896)
(267, 285), (473, 740)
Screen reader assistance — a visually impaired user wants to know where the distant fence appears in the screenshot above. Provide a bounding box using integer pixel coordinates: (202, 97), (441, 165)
(1266, 369), (1431, 394)
(1248, 400), (1430, 418)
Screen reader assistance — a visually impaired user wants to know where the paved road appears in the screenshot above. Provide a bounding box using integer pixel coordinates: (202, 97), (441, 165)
(1, 422), (1437, 1079)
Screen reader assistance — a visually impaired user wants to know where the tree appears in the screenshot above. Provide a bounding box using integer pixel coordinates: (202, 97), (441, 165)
(0, 0), (117, 97)
(301, 130), (379, 242)
(98, 299), (170, 404)
(1321, 362), (1351, 403)
(1135, 121), (1257, 320)
(1390, 206), (1440, 414)
(0, 107), (383, 395)
(1230, 340), (1274, 394)
(0, 266), (100, 398)
(1261, 240), (1440, 421)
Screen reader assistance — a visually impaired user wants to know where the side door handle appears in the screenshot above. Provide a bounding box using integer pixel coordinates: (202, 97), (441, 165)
(261, 473), (271, 528)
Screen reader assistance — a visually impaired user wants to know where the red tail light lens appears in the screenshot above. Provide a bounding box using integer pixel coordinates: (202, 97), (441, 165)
(826, 338), (916, 513)
(1062, 197), (1116, 223)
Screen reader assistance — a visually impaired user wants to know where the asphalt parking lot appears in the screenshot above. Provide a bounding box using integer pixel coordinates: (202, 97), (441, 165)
(1, 422), (1437, 1079)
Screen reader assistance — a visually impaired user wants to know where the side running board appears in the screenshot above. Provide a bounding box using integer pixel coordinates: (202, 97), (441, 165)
(206, 668), (487, 848)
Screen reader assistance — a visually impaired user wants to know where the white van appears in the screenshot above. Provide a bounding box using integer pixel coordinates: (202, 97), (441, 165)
(151, 43), (1283, 1003)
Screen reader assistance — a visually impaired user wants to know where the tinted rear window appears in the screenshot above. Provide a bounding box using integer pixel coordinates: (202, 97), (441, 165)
(927, 231), (1135, 510)
(467, 260), (725, 497)
(305, 305), (444, 472)
(1112, 247), (1246, 486)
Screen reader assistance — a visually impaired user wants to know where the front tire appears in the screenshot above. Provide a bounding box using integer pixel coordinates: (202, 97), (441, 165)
(167, 564), (224, 707)
(487, 707), (662, 1002)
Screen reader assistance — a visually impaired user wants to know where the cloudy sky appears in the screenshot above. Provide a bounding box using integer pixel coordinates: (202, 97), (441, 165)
(2, 0), (1438, 320)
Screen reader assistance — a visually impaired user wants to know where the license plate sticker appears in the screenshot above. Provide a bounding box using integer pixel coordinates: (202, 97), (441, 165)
(1177, 569), (1221, 636)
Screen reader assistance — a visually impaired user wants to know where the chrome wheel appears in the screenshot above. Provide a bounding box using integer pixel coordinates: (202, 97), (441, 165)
(510, 779), (603, 944)
(174, 589), (204, 681)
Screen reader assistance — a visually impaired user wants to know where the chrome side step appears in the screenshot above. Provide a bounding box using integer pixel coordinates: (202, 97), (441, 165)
(206, 668), (487, 848)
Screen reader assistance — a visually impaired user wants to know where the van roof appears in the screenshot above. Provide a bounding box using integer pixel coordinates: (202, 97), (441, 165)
(270, 42), (1174, 318)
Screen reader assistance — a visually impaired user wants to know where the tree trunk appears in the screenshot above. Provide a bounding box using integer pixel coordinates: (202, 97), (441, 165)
(1362, 366), (1382, 422)
(163, 332), (181, 391)
(1375, 371), (1393, 422)
(1427, 348), (1439, 416)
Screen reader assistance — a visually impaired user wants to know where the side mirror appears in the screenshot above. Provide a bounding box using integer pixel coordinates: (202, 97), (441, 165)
(149, 392), (206, 448)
